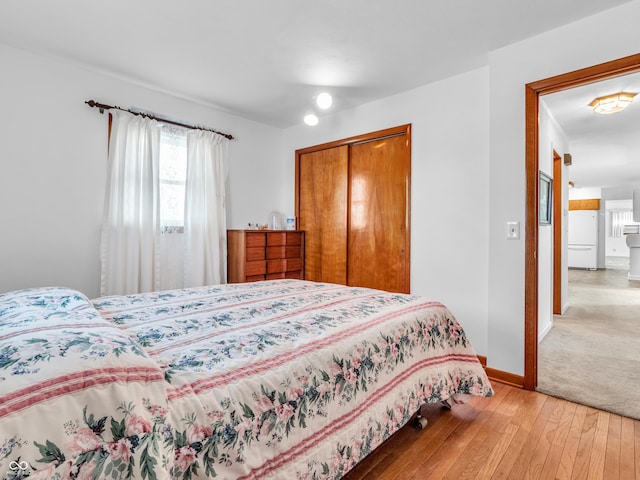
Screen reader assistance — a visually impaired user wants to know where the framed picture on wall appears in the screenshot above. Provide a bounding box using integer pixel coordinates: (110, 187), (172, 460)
(539, 171), (552, 225)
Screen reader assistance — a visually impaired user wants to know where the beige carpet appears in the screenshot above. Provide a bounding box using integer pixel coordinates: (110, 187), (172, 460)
(537, 262), (640, 420)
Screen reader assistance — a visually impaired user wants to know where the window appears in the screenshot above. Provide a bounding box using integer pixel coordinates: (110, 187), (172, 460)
(159, 129), (188, 233)
(102, 109), (230, 294)
(611, 210), (637, 237)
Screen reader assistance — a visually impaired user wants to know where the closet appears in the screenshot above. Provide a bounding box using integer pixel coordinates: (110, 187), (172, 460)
(295, 124), (411, 293)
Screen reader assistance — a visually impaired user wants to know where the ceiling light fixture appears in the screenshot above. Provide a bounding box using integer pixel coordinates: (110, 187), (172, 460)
(316, 92), (332, 110)
(589, 92), (637, 115)
(304, 113), (319, 126)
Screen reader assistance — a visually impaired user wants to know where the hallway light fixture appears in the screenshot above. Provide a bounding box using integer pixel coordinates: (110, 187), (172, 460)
(589, 92), (636, 114)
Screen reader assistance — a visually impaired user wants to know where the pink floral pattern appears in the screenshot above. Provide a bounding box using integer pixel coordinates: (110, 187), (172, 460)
(1, 281), (492, 479)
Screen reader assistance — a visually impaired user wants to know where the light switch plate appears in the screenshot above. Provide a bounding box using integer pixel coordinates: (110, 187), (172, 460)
(507, 221), (520, 240)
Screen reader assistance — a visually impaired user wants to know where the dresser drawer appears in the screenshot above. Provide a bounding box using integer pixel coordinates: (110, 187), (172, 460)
(285, 245), (302, 258)
(286, 258), (303, 272)
(245, 260), (267, 276)
(266, 272), (286, 280)
(245, 233), (267, 247)
(266, 245), (302, 259)
(267, 232), (286, 246)
(267, 259), (286, 274)
(246, 246), (266, 261)
(267, 257), (303, 273)
(285, 232), (303, 246)
(267, 231), (303, 246)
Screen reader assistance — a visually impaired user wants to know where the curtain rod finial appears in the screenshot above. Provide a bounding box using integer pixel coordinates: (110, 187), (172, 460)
(85, 99), (105, 114)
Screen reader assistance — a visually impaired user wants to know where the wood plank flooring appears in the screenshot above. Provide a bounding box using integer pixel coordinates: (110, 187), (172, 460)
(342, 382), (640, 479)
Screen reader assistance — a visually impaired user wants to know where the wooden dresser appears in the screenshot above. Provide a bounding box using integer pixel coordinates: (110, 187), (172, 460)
(227, 230), (305, 283)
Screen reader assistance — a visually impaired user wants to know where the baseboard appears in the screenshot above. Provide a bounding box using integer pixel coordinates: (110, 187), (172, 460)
(476, 354), (487, 368)
(485, 367), (525, 389)
(538, 321), (552, 343)
(476, 355), (524, 388)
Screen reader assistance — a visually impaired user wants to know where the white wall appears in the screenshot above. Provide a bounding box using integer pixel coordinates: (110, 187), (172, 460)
(283, 67), (491, 356)
(569, 187), (602, 200)
(537, 102), (570, 338)
(487, 0), (640, 375)
(0, 44), (284, 298)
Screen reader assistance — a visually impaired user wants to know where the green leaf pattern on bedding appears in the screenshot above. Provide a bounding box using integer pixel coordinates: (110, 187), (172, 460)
(1, 281), (492, 479)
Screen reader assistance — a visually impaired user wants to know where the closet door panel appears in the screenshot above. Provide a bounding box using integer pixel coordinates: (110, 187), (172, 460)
(348, 135), (410, 293)
(299, 147), (349, 284)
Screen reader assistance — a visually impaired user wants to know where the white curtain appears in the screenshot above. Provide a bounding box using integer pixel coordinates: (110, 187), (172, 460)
(100, 111), (229, 295)
(100, 111), (162, 296)
(183, 130), (229, 287)
(611, 210), (634, 237)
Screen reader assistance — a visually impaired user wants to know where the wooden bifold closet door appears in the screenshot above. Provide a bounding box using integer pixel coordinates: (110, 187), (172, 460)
(296, 124), (411, 293)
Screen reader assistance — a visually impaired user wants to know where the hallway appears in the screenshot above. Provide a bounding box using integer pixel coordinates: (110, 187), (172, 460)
(537, 261), (640, 419)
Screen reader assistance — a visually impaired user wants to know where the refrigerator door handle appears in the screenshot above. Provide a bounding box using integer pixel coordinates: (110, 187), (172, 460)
(568, 245), (594, 250)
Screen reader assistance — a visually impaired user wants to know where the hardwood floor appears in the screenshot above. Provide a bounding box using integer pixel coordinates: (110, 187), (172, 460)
(343, 381), (640, 479)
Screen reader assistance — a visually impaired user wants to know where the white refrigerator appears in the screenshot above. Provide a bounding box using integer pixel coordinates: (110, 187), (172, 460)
(568, 210), (598, 269)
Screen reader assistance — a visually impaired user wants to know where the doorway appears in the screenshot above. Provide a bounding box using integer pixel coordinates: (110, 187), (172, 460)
(524, 53), (640, 390)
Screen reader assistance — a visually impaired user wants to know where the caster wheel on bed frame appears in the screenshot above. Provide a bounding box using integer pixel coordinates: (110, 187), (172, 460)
(413, 415), (429, 430)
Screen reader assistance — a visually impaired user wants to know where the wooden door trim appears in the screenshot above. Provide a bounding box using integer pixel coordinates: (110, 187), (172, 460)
(295, 124), (411, 156)
(553, 151), (562, 315)
(524, 52), (640, 391)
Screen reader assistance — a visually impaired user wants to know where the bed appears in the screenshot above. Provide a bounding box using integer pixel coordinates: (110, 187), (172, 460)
(0, 279), (492, 479)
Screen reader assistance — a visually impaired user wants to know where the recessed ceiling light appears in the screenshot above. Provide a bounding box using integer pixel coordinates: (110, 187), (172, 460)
(304, 114), (319, 126)
(316, 92), (332, 110)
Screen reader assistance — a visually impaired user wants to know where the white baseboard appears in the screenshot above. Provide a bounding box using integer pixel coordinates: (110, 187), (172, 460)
(538, 320), (553, 343)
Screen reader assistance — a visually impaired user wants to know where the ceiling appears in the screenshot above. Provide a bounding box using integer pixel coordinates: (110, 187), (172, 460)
(542, 72), (640, 190)
(0, 0), (632, 129)
(1, 1), (637, 190)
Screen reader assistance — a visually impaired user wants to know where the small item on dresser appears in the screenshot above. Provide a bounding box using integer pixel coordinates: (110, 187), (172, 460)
(248, 222), (269, 230)
(285, 216), (296, 230)
(269, 211), (284, 230)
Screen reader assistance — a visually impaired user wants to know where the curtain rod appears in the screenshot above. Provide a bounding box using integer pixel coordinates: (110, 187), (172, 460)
(85, 100), (234, 140)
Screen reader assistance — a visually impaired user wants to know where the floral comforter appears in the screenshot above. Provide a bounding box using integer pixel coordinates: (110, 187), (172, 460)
(0, 280), (492, 480)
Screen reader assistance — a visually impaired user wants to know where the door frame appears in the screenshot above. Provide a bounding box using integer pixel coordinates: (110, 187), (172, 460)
(553, 150), (562, 315)
(524, 53), (640, 390)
